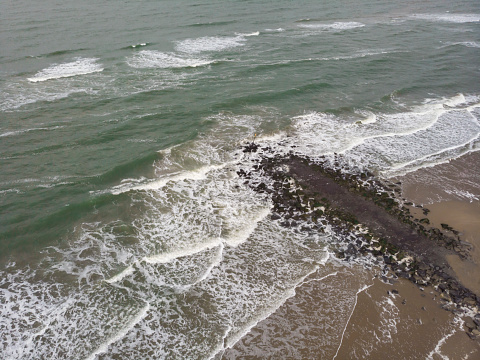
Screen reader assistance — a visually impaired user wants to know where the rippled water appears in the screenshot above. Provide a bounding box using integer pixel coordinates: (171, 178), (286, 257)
(1, 0), (479, 358)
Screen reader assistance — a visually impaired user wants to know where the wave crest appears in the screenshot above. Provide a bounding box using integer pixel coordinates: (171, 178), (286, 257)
(126, 51), (215, 69)
(27, 57), (103, 82)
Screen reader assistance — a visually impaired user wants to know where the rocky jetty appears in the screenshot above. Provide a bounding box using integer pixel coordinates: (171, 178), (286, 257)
(238, 142), (480, 338)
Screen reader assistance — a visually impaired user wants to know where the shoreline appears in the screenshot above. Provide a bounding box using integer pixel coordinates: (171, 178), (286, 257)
(237, 143), (480, 341)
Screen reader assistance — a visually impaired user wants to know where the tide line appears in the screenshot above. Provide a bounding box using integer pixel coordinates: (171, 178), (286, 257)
(426, 317), (463, 360)
(333, 280), (374, 360)
(383, 133), (480, 177)
(143, 237), (223, 264)
(208, 267), (337, 360)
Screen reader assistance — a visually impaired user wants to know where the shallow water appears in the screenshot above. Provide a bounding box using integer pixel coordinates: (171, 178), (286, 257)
(1, 0), (479, 358)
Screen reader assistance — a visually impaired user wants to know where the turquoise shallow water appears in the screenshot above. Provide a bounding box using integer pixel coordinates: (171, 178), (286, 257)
(1, 0), (479, 358)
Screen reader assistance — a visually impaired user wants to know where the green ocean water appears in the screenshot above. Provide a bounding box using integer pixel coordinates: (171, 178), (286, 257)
(1, 0), (479, 358)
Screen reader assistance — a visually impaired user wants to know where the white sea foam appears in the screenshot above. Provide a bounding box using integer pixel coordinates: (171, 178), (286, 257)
(355, 110), (377, 124)
(385, 131), (480, 174)
(298, 21), (365, 30)
(373, 296), (400, 342)
(27, 57), (103, 82)
(264, 28), (285, 32)
(219, 265), (326, 353)
(411, 13), (480, 23)
(445, 188), (479, 202)
(127, 50), (215, 69)
(0, 188), (22, 195)
(223, 207), (271, 247)
(175, 35), (247, 54)
(443, 93), (466, 107)
(235, 31), (260, 37)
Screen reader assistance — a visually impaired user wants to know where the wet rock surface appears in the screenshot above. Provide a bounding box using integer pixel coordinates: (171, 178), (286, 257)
(238, 143), (480, 337)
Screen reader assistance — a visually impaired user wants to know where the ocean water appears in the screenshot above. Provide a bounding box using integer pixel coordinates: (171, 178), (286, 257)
(1, 0), (479, 358)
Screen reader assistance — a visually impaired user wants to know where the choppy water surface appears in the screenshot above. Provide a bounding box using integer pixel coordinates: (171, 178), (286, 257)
(1, 0), (479, 358)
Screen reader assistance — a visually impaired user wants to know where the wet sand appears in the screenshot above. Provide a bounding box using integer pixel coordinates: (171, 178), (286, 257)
(401, 152), (480, 296)
(336, 277), (480, 359)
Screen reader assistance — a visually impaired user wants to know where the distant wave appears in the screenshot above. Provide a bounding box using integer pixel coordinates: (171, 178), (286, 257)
(0, 126), (64, 138)
(440, 41), (480, 49)
(175, 35), (248, 54)
(126, 50), (215, 69)
(235, 31), (260, 37)
(411, 13), (480, 23)
(186, 20), (237, 27)
(27, 57), (103, 82)
(264, 28), (285, 33)
(25, 48), (90, 59)
(130, 43), (148, 49)
(298, 21), (365, 31)
(0, 88), (94, 111)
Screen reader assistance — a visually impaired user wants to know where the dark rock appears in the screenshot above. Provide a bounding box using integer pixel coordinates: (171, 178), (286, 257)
(271, 214), (281, 221)
(464, 317), (476, 330)
(243, 142), (259, 153)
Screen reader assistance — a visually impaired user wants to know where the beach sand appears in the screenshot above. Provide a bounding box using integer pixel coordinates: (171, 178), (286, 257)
(401, 152), (480, 297)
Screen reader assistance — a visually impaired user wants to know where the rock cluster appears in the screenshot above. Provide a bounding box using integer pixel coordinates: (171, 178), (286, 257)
(237, 143), (480, 336)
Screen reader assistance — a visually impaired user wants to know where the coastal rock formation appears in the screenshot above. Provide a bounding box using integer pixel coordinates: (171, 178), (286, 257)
(239, 142), (480, 337)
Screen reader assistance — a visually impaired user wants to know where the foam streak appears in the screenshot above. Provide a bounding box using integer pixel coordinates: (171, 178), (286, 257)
(85, 302), (150, 360)
(333, 281), (374, 359)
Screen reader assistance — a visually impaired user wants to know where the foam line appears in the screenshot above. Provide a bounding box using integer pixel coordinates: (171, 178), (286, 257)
(105, 265), (135, 284)
(342, 101), (477, 155)
(411, 13), (480, 23)
(143, 237), (222, 264)
(191, 243), (224, 286)
(175, 35), (247, 54)
(84, 302), (150, 360)
(110, 162), (234, 195)
(426, 317), (462, 360)
(0, 126), (64, 138)
(235, 31), (260, 37)
(208, 325), (233, 360)
(337, 112), (446, 155)
(333, 281), (374, 360)
(443, 93), (466, 107)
